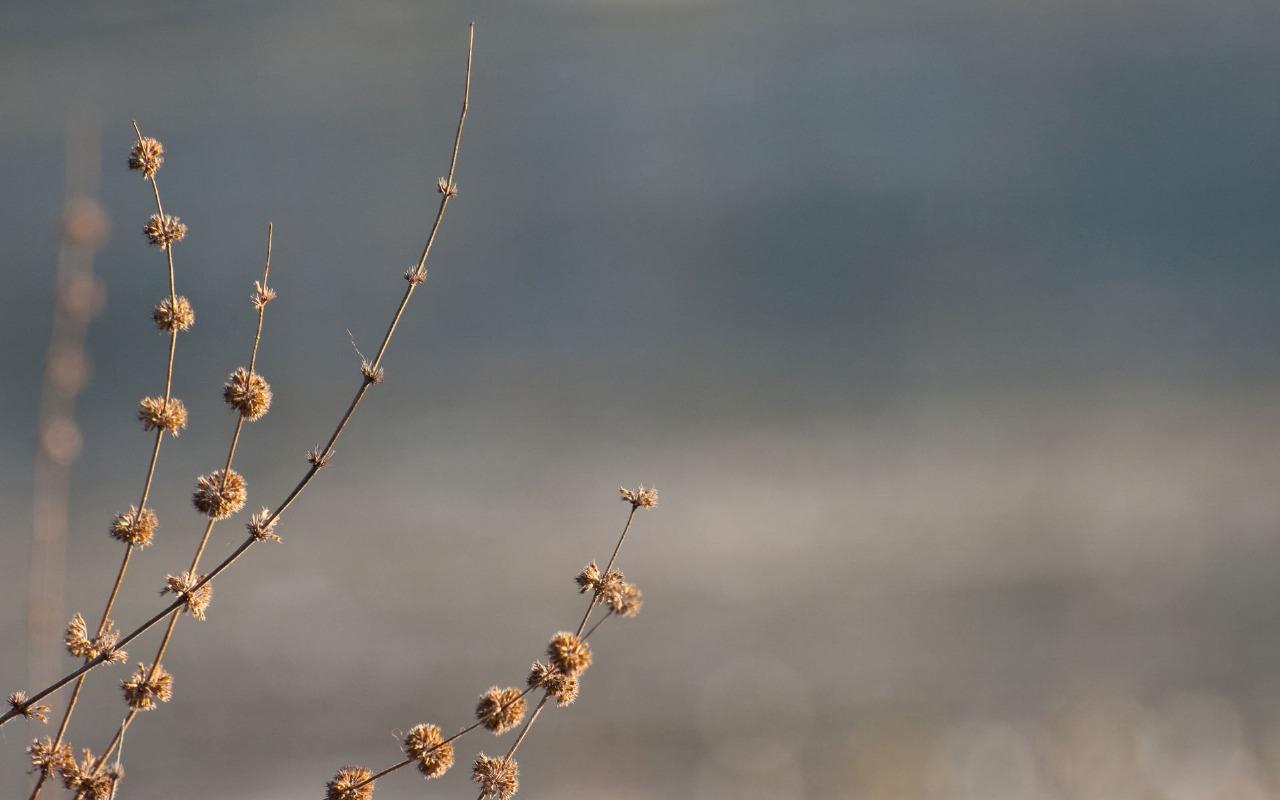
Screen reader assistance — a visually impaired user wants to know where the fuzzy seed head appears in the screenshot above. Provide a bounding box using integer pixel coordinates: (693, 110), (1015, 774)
(527, 660), (579, 707)
(64, 614), (127, 664)
(476, 686), (527, 734)
(223, 368), (273, 420)
(472, 754), (519, 800)
(576, 561), (624, 596)
(403, 266), (427, 285)
(307, 447), (332, 468)
(153, 295), (195, 332)
(602, 580), (644, 618)
(110, 505), (158, 547)
(619, 484), (659, 509)
(121, 662), (173, 710)
(403, 723), (454, 779)
(325, 766), (374, 800)
(128, 136), (164, 177)
(162, 571), (212, 620)
(58, 748), (113, 799)
(192, 468), (248, 519)
(436, 176), (459, 197)
(27, 736), (73, 775)
(360, 360), (384, 384)
(7, 691), (49, 723)
(547, 631), (592, 677)
(251, 280), (277, 310)
(144, 213), (186, 248)
(247, 507), (282, 542)
(138, 396), (188, 436)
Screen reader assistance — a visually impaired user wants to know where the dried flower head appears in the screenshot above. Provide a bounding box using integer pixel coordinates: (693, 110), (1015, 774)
(403, 723), (454, 779)
(476, 686), (527, 734)
(547, 631), (592, 677)
(619, 484), (658, 509)
(109, 505), (158, 547)
(58, 748), (113, 800)
(527, 661), (579, 707)
(64, 614), (127, 664)
(472, 754), (519, 800)
(576, 561), (624, 596)
(403, 266), (428, 285)
(162, 571), (212, 620)
(144, 213), (187, 248)
(602, 580), (643, 618)
(251, 280), (277, 310)
(437, 176), (459, 197)
(7, 691), (49, 723)
(307, 447), (332, 468)
(27, 736), (73, 775)
(223, 367), (273, 420)
(192, 468), (248, 519)
(247, 507), (282, 542)
(121, 663), (173, 711)
(325, 766), (375, 800)
(152, 294), (195, 332)
(128, 136), (164, 177)
(360, 360), (384, 384)
(138, 396), (187, 436)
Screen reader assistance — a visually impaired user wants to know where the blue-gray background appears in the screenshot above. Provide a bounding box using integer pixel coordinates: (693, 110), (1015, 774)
(3, 1), (1280, 798)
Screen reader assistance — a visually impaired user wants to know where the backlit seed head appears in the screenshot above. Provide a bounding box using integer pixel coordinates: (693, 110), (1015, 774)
(153, 295), (195, 332)
(360, 360), (384, 384)
(325, 766), (375, 800)
(138, 396), (187, 436)
(65, 614), (127, 664)
(121, 663), (173, 710)
(403, 266), (427, 285)
(192, 468), (248, 519)
(403, 723), (454, 779)
(251, 281), (277, 310)
(602, 580), (644, 618)
(576, 561), (623, 596)
(162, 572), (212, 620)
(110, 505), (158, 547)
(128, 137), (164, 178)
(547, 631), (592, 677)
(7, 691), (49, 723)
(472, 754), (518, 800)
(436, 176), (459, 197)
(306, 448), (332, 468)
(58, 748), (113, 799)
(619, 484), (659, 509)
(144, 213), (186, 248)
(526, 661), (579, 707)
(27, 736), (73, 776)
(247, 507), (282, 542)
(476, 687), (526, 734)
(223, 368), (272, 420)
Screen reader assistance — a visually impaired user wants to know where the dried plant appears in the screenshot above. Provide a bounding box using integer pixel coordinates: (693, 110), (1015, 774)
(321, 486), (658, 800)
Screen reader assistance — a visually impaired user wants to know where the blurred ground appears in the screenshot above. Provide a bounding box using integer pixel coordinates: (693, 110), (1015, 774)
(2, 1), (1280, 798)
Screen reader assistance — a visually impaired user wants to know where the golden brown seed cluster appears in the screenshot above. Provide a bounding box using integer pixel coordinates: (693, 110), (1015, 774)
(306, 447), (332, 468)
(223, 367), (273, 420)
(547, 631), (592, 677)
(144, 213), (187, 248)
(247, 507), (282, 542)
(325, 766), (374, 800)
(162, 571), (213, 620)
(403, 266), (428, 285)
(527, 660), (578, 707)
(110, 505), (158, 547)
(64, 614), (126, 663)
(436, 176), (459, 197)
(601, 578), (643, 618)
(476, 686), (527, 734)
(251, 280), (277, 311)
(27, 736), (73, 776)
(192, 468), (248, 519)
(619, 484), (658, 509)
(7, 690), (50, 723)
(472, 754), (519, 800)
(153, 295), (195, 332)
(138, 396), (188, 436)
(403, 723), (454, 779)
(121, 663), (173, 711)
(128, 136), (165, 178)
(360, 360), (385, 384)
(58, 748), (113, 799)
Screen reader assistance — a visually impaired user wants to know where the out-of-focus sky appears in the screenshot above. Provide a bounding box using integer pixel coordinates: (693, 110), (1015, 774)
(2, 1), (1280, 798)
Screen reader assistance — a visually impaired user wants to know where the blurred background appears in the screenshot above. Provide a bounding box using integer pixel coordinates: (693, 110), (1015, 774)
(2, 1), (1280, 798)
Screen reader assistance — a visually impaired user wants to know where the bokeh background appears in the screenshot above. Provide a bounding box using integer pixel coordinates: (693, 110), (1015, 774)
(3, 1), (1280, 798)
